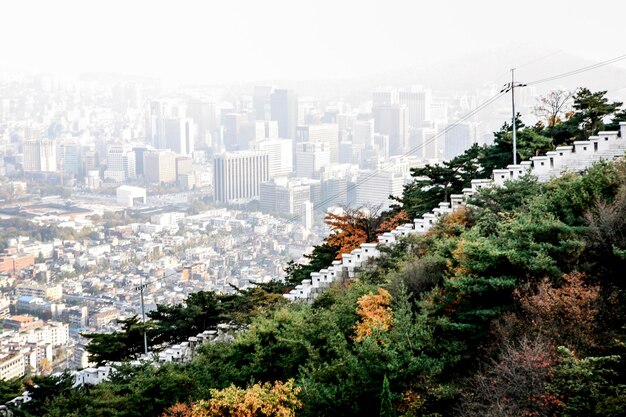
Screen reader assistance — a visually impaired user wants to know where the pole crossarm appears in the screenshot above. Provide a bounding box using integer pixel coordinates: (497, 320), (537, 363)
(501, 69), (528, 165)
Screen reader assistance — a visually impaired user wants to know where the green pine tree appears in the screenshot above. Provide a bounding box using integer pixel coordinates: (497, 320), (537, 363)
(380, 375), (396, 417)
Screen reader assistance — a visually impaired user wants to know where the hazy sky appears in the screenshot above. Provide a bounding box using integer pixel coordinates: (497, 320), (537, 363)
(2, 0), (625, 82)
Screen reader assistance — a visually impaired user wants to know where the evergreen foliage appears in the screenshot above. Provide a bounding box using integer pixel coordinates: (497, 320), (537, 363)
(12, 88), (626, 417)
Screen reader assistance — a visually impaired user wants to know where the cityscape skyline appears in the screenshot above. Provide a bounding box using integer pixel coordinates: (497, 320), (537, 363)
(1, 0), (626, 388)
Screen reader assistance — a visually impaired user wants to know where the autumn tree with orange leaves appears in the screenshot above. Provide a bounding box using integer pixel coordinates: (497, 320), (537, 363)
(517, 272), (600, 354)
(325, 207), (409, 259)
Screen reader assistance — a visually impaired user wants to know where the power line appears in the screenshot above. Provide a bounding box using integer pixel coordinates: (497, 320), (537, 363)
(312, 54), (626, 214)
(526, 53), (626, 86)
(311, 91), (506, 213)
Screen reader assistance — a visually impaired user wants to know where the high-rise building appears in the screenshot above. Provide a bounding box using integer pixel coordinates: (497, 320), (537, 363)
(297, 124), (340, 162)
(372, 89), (398, 107)
(264, 120), (279, 139)
(355, 170), (404, 211)
(271, 89), (298, 139)
(223, 113), (248, 151)
(418, 127), (440, 160)
(82, 146), (99, 173)
(57, 139), (83, 178)
(253, 86), (274, 121)
(143, 150), (177, 184)
(373, 105), (409, 156)
(104, 144), (136, 182)
(23, 138), (57, 173)
(187, 99), (218, 148)
(399, 88), (432, 129)
(132, 146), (149, 176)
(260, 177), (311, 215)
(145, 100), (187, 149)
(352, 120), (375, 147)
(444, 122), (473, 160)
(145, 100), (167, 149)
(295, 142), (330, 179)
(251, 138), (293, 178)
(213, 151), (269, 203)
(175, 156), (193, 178)
(164, 117), (194, 155)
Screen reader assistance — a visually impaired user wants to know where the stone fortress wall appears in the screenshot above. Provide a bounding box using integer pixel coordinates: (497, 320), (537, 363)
(284, 122), (626, 302)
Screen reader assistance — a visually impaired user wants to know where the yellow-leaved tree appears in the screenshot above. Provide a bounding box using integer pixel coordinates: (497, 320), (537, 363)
(170, 379), (302, 417)
(354, 288), (393, 343)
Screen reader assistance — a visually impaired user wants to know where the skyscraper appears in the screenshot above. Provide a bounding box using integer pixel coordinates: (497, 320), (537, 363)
(260, 177), (311, 215)
(251, 138), (293, 178)
(271, 89), (298, 139)
(444, 122), (472, 160)
(223, 113), (248, 151)
(297, 124), (340, 163)
(164, 117), (195, 155)
(355, 170), (404, 211)
(398, 88), (432, 129)
(187, 99), (218, 148)
(372, 89), (398, 107)
(253, 86), (273, 121)
(213, 151), (269, 203)
(143, 150), (177, 184)
(23, 138), (57, 173)
(104, 144), (136, 182)
(57, 139), (83, 178)
(373, 105), (409, 156)
(295, 142), (331, 179)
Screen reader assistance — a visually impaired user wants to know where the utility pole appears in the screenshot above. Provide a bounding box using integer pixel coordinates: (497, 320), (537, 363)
(135, 275), (149, 355)
(500, 69), (527, 165)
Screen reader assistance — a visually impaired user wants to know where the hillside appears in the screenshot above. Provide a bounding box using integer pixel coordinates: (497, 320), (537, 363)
(4, 88), (626, 417)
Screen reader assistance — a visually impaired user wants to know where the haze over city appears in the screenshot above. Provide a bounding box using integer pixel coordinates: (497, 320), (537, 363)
(3, 0), (626, 83)
(1, 1), (626, 416)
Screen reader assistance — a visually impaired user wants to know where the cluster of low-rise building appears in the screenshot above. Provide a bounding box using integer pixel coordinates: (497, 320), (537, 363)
(0, 195), (322, 379)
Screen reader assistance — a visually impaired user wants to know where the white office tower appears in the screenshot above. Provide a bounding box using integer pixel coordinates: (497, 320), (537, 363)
(372, 89), (398, 107)
(252, 138), (293, 178)
(143, 150), (177, 184)
(164, 117), (194, 155)
(444, 122), (472, 160)
(295, 142), (331, 179)
(104, 144), (136, 182)
(398, 87), (432, 129)
(355, 170), (404, 211)
(213, 151), (269, 204)
(259, 177), (311, 215)
(145, 100), (187, 150)
(146, 100), (167, 149)
(264, 121), (279, 139)
(86, 170), (101, 190)
(302, 201), (314, 230)
(297, 124), (340, 163)
(23, 138), (57, 173)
